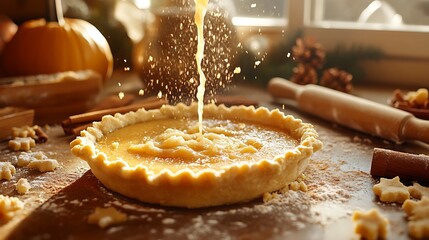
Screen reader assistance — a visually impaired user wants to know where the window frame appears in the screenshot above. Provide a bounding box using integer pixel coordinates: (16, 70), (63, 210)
(232, 0), (429, 86)
(297, 0), (429, 60)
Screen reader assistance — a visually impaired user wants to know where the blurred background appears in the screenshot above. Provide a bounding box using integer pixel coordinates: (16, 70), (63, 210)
(1, 0), (429, 88)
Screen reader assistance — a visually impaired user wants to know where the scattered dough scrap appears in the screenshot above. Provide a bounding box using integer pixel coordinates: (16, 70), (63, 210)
(9, 156), (18, 166)
(127, 125), (264, 161)
(15, 178), (31, 195)
(26, 159), (59, 172)
(288, 181), (308, 192)
(263, 175), (308, 203)
(352, 208), (389, 240)
(17, 151), (48, 167)
(402, 197), (429, 217)
(373, 176), (410, 204)
(110, 142), (119, 150)
(408, 208), (429, 239)
(14, 151), (58, 173)
(262, 191), (277, 203)
(87, 207), (127, 228)
(0, 162), (16, 181)
(402, 197), (429, 239)
(12, 126), (36, 138)
(408, 217), (429, 239)
(280, 174), (308, 192)
(8, 137), (36, 151)
(409, 183), (429, 200)
(0, 195), (24, 221)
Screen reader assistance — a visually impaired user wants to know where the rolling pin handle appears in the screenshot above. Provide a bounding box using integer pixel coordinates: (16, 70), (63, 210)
(401, 117), (429, 144)
(268, 78), (302, 100)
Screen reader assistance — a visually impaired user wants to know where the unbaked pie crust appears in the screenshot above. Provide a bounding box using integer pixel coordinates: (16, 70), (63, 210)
(70, 103), (322, 208)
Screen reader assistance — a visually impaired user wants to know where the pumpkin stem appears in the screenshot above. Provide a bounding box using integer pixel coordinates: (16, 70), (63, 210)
(47, 0), (65, 25)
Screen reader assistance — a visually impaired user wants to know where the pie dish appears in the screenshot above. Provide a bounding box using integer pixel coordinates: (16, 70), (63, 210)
(70, 103), (322, 208)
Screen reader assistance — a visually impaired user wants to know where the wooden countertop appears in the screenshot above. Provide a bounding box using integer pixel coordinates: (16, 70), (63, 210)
(1, 72), (428, 239)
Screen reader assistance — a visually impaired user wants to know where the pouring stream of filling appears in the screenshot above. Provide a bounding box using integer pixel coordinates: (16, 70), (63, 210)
(194, 0), (209, 136)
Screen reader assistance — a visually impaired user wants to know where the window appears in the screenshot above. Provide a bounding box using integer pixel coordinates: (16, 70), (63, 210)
(315, 0), (429, 27)
(232, 0), (429, 86)
(304, 0), (429, 86)
(231, 0), (287, 27)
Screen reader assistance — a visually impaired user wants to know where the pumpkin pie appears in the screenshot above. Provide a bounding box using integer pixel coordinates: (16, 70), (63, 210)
(70, 103), (322, 208)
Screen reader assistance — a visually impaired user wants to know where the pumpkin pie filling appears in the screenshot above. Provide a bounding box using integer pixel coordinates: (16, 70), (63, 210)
(97, 118), (298, 173)
(70, 103), (322, 208)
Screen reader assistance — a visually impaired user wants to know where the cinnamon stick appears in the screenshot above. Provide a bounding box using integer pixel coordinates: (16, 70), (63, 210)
(33, 125), (48, 143)
(62, 97), (167, 126)
(70, 123), (93, 136)
(371, 148), (429, 182)
(62, 97), (167, 136)
(88, 94), (136, 111)
(210, 95), (259, 107)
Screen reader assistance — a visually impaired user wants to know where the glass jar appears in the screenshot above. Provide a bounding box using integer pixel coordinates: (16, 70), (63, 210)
(132, 0), (238, 103)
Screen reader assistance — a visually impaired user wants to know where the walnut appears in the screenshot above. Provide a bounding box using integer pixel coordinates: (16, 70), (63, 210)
(391, 88), (429, 109)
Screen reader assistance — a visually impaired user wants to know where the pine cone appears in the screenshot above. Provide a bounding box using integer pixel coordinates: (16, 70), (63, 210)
(320, 68), (353, 93)
(292, 37), (325, 69)
(290, 64), (318, 85)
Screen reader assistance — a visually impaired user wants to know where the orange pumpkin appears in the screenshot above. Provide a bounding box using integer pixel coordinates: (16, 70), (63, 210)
(0, 15), (18, 54)
(0, 11), (113, 81)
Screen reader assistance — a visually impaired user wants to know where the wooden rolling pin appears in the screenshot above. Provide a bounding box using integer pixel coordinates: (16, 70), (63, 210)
(268, 78), (429, 144)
